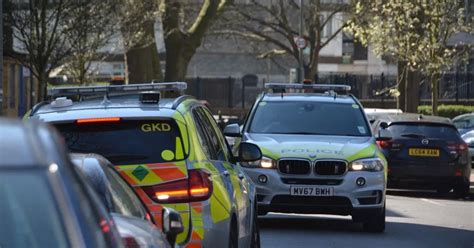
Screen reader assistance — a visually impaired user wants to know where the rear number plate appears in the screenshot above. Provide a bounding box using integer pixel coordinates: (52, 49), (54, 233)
(409, 148), (440, 157)
(290, 186), (334, 196)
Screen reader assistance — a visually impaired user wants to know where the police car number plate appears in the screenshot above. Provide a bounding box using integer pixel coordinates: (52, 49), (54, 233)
(290, 186), (334, 196)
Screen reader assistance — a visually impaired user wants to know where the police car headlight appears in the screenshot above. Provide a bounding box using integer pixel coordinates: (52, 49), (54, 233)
(241, 156), (275, 168)
(350, 158), (384, 172)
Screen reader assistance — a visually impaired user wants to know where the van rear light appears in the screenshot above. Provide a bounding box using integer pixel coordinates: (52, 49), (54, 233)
(376, 140), (392, 149)
(142, 169), (213, 204)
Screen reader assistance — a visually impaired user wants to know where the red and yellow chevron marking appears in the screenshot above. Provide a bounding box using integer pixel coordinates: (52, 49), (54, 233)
(116, 161), (187, 186)
(184, 232), (203, 248)
(115, 163), (193, 246)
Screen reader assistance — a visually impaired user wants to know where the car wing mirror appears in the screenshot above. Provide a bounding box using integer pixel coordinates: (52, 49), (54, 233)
(162, 207), (184, 246)
(238, 142), (262, 162)
(223, 123), (241, 137)
(376, 122), (392, 141)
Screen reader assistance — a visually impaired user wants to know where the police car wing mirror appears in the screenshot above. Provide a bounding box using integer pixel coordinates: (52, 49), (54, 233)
(224, 123), (241, 137)
(379, 122), (389, 129)
(162, 207), (184, 247)
(238, 142), (262, 162)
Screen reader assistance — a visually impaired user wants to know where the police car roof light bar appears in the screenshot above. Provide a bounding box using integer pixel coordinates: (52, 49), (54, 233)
(265, 83), (351, 94)
(48, 82), (187, 97)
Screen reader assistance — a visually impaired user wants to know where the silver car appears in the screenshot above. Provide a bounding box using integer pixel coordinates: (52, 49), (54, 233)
(461, 131), (474, 165)
(71, 153), (183, 248)
(226, 84), (388, 233)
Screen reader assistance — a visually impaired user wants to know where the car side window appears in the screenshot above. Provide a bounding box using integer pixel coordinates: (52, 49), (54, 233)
(192, 108), (216, 160)
(103, 163), (146, 219)
(201, 107), (233, 162)
(193, 107), (228, 161)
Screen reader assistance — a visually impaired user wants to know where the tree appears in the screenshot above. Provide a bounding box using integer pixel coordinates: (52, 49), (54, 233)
(8, 0), (118, 100)
(120, 0), (162, 84)
(349, 0), (472, 115)
(214, 0), (350, 80)
(160, 0), (232, 81)
(63, 0), (118, 85)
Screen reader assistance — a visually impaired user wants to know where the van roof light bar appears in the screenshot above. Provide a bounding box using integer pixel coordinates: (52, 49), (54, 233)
(48, 82), (187, 97)
(265, 83), (351, 94)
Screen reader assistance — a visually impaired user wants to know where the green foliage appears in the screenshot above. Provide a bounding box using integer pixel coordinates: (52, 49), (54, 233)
(417, 105), (474, 118)
(349, 0), (473, 115)
(349, 0), (472, 75)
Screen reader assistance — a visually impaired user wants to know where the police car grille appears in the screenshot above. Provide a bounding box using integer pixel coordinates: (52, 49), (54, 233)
(281, 178), (343, 185)
(314, 161), (347, 175)
(278, 160), (311, 175)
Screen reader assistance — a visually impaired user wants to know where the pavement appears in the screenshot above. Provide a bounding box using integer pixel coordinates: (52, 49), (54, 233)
(259, 171), (474, 248)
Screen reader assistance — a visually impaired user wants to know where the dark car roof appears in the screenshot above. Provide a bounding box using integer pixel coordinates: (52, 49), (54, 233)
(381, 113), (453, 126)
(262, 93), (356, 104)
(0, 118), (62, 167)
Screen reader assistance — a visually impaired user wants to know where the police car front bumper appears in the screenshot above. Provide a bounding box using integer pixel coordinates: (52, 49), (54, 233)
(242, 168), (386, 216)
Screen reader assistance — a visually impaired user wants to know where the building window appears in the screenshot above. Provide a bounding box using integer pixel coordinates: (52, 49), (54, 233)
(321, 13), (333, 38)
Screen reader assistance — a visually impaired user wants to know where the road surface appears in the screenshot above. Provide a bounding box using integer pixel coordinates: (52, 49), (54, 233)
(260, 174), (474, 248)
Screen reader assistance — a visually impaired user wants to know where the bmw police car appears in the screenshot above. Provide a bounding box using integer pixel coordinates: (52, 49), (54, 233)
(225, 84), (389, 233)
(27, 83), (262, 247)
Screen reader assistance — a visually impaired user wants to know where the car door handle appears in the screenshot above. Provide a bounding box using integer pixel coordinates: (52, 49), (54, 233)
(223, 170), (230, 177)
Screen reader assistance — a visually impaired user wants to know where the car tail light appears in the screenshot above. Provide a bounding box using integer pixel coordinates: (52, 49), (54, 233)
(76, 117), (121, 124)
(142, 169), (213, 204)
(123, 236), (140, 248)
(447, 143), (468, 153)
(145, 213), (152, 222)
(100, 219), (110, 233)
(376, 140), (392, 149)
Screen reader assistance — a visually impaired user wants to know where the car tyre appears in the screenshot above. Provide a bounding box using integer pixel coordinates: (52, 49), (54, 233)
(250, 201), (261, 248)
(362, 205), (385, 233)
(453, 182), (470, 198)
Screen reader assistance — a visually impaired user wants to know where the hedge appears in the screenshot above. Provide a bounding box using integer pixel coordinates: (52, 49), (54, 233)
(417, 105), (474, 119)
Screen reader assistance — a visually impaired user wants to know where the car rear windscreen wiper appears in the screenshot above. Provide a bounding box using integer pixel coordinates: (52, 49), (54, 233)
(400, 133), (426, 139)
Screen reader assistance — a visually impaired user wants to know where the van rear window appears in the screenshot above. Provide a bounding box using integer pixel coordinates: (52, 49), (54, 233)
(56, 119), (186, 164)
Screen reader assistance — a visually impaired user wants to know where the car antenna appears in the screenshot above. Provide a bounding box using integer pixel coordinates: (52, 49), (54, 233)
(101, 90), (111, 105)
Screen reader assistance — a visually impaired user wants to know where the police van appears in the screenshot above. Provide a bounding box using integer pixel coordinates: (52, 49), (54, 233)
(225, 83), (389, 233)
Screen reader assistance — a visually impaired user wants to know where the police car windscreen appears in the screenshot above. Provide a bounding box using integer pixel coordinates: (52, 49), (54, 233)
(249, 101), (370, 136)
(55, 119), (186, 164)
